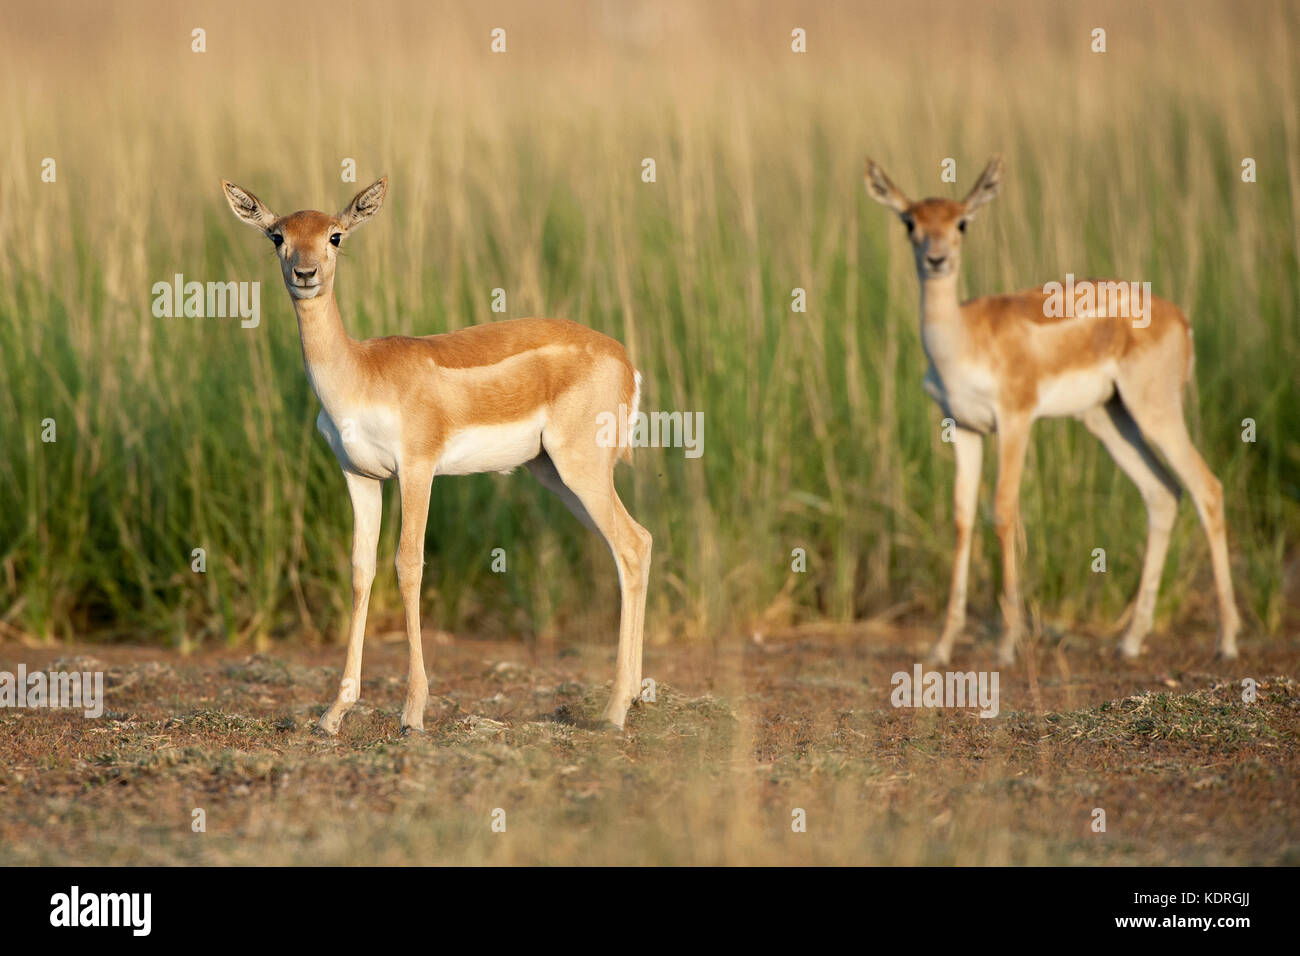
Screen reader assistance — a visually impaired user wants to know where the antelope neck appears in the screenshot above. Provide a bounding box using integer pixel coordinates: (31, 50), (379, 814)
(290, 286), (354, 361)
(918, 271), (964, 370)
(289, 286), (360, 404)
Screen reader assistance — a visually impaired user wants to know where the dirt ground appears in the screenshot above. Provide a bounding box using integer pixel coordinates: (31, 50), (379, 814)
(1, 623), (1296, 865)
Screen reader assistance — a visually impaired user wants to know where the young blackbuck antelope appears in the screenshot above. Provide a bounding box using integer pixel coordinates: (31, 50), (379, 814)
(223, 178), (651, 732)
(865, 156), (1240, 665)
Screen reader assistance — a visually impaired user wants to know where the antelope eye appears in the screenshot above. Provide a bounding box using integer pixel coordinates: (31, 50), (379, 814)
(270, 233), (284, 247)
(958, 219), (968, 233)
(901, 216), (915, 233)
(330, 233), (342, 247)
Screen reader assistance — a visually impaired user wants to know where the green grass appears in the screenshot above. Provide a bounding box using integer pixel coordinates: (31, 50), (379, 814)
(0, 0), (1296, 648)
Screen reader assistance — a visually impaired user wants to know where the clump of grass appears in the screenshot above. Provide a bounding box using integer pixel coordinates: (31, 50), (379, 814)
(164, 710), (284, 736)
(1016, 677), (1296, 747)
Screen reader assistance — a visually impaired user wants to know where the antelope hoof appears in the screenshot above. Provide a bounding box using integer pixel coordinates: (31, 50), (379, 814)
(599, 704), (629, 732)
(1116, 640), (1143, 660)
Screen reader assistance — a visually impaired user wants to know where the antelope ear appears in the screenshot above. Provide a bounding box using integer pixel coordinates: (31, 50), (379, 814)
(963, 155), (1003, 214)
(864, 159), (911, 215)
(222, 180), (277, 232)
(338, 177), (388, 230)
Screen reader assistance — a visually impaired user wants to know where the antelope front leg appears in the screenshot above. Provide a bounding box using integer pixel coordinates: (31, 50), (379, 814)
(931, 426), (983, 664)
(318, 472), (383, 736)
(993, 416), (1032, 666)
(396, 461), (435, 734)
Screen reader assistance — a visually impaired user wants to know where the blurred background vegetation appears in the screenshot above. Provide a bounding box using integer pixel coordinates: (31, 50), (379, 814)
(0, 0), (1296, 650)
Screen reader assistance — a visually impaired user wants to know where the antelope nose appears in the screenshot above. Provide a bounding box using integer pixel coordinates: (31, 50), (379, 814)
(293, 266), (317, 281)
(926, 255), (947, 269)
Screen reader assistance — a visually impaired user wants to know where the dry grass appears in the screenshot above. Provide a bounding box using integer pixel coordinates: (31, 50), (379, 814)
(0, 0), (1296, 867)
(2, 631), (1297, 865)
(1, 0), (1296, 648)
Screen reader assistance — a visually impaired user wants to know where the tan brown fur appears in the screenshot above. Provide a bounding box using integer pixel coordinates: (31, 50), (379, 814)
(224, 178), (651, 734)
(342, 320), (637, 453)
(959, 289), (1192, 413)
(865, 156), (1239, 664)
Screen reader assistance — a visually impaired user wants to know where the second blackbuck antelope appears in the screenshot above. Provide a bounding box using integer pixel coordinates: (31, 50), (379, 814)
(223, 177), (651, 733)
(865, 156), (1240, 665)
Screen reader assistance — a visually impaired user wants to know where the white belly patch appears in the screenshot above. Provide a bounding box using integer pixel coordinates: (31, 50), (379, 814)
(436, 416), (545, 476)
(1034, 366), (1116, 418)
